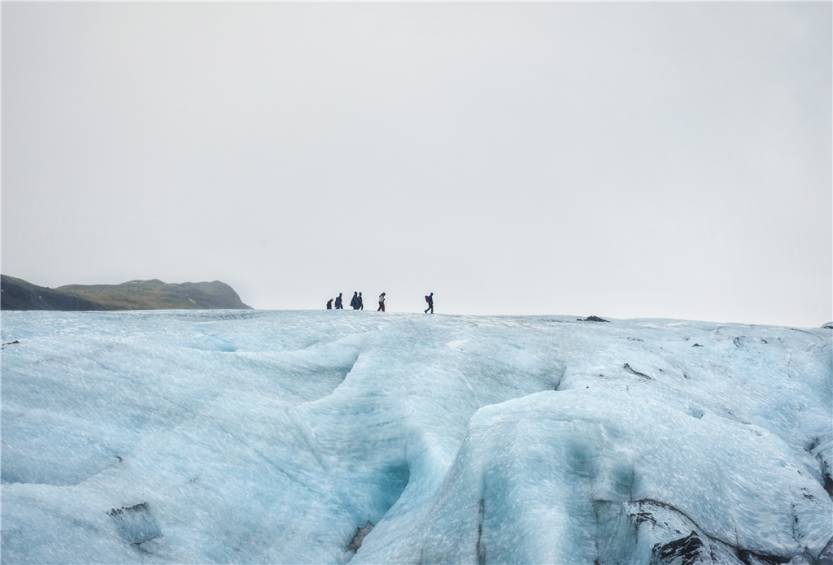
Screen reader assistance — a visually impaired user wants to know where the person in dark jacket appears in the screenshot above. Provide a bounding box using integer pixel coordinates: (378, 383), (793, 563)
(377, 292), (386, 312)
(424, 292), (434, 314)
(350, 292), (359, 310)
(335, 293), (343, 309)
(326, 298), (333, 310)
(358, 292), (364, 310)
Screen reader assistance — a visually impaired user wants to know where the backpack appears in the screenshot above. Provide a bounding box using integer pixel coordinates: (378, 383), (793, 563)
(425, 295), (430, 303)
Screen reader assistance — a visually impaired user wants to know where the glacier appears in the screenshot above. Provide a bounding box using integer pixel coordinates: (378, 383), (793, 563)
(1, 310), (831, 564)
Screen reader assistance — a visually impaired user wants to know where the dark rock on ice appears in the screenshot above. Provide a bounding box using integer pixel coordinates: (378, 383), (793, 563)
(107, 503), (162, 545)
(623, 363), (652, 380)
(347, 522), (373, 553)
(650, 531), (706, 564)
(476, 498), (486, 565)
(734, 548), (790, 564)
(579, 315), (610, 322)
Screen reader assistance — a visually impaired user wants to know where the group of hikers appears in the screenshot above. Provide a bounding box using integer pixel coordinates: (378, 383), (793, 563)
(326, 292), (434, 314)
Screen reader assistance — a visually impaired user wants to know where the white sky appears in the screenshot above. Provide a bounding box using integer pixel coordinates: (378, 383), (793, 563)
(2, 2), (831, 326)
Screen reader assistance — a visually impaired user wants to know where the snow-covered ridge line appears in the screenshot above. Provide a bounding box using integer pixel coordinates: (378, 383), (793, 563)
(1, 311), (831, 564)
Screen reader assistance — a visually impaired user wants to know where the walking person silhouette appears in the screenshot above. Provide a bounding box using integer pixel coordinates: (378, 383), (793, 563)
(377, 292), (386, 312)
(424, 292), (434, 314)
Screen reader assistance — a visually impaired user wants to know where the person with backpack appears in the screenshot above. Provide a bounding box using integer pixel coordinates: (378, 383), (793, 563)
(377, 292), (386, 312)
(326, 298), (333, 310)
(350, 291), (359, 310)
(335, 293), (343, 309)
(424, 292), (434, 314)
(358, 292), (364, 310)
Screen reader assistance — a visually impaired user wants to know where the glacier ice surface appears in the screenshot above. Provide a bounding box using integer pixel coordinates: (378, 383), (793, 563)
(1, 310), (831, 564)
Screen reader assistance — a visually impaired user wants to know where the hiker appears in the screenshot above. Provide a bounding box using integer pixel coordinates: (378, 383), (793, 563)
(358, 292), (364, 310)
(350, 291), (359, 310)
(377, 292), (386, 312)
(326, 298), (333, 310)
(424, 292), (434, 314)
(335, 293), (343, 309)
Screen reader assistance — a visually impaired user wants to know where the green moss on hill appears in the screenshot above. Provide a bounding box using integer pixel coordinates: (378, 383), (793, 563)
(1, 275), (251, 310)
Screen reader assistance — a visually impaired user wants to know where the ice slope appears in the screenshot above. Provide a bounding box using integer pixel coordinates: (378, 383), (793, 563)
(1, 310), (831, 564)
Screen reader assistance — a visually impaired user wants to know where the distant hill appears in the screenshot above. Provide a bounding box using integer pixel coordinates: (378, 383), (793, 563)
(1, 275), (251, 310)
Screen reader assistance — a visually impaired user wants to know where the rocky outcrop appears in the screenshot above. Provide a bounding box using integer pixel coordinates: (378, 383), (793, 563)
(579, 315), (610, 322)
(1, 275), (105, 310)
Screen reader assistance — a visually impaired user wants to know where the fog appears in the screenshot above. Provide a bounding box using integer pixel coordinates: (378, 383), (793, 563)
(3, 2), (830, 325)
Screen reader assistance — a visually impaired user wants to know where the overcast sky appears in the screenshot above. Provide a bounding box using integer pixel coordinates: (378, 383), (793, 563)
(2, 2), (831, 326)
